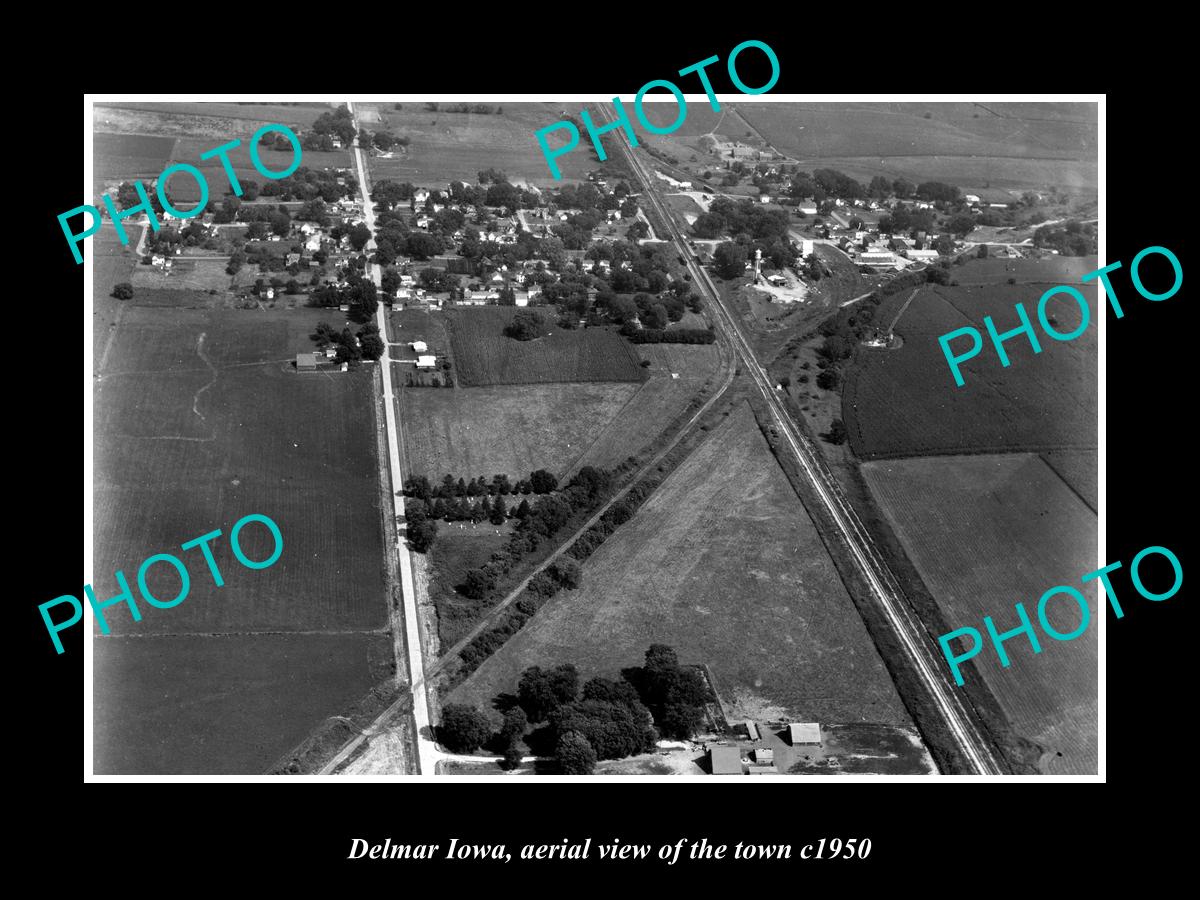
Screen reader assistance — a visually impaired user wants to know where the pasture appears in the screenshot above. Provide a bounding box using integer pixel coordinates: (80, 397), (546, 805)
(447, 307), (647, 386)
(842, 278), (1097, 459)
(94, 131), (176, 196)
(94, 632), (390, 775)
(449, 403), (916, 732)
(734, 101), (1098, 192)
(360, 102), (598, 186)
(399, 381), (638, 484)
(860, 453), (1098, 774)
(130, 257), (232, 293)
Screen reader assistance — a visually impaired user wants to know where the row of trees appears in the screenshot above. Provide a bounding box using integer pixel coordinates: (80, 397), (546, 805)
(407, 469), (559, 501)
(438, 644), (712, 773)
(308, 275), (379, 321)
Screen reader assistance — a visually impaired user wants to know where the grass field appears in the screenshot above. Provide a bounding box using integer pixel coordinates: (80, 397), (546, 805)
(842, 275), (1097, 459)
(447, 307), (647, 386)
(94, 305), (390, 772)
(428, 529), (510, 648)
(399, 381), (638, 483)
(734, 101), (1097, 192)
(131, 258), (233, 292)
(94, 131), (176, 196)
(1041, 449), (1099, 513)
(568, 344), (722, 473)
(449, 402), (915, 732)
(361, 102), (597, 186)
(94, 632), (390, 775)
(860, 453), (1098, 774)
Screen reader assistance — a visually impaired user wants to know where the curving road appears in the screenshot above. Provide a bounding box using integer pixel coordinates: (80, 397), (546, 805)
(597, 104), (1005, 775)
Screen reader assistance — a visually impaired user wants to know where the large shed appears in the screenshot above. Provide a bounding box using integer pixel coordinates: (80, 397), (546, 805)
(709, 746), (744, 775)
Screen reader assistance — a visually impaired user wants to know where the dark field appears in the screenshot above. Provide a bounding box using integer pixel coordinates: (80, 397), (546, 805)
(450, 403), (915, 729)
(447, 307), (647, 386)
(93, 305), (389, 773)
(860, 453), (1097, 775)
(94, 132), (176, 196)
(842, 276), (1097, 459)
(94, 631), (390, 775)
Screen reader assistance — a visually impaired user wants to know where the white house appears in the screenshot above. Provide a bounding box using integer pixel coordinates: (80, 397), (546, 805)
(799, 204), (818, 215)
(759, 194), (771, 203)
(416, 355), (437, 369)
(964, 194), (981, 204)
(410, 340), (428, 353)
(413, 189), (430, 205)
(305, 235), (321, 252)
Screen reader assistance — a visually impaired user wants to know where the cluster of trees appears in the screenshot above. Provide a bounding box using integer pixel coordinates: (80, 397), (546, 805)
(693, 197), (790, 242)
(260, 167), (356, 203)
(503, 310), (546, 340)
(310, 320), (385, 364)
(112, 282), (134, 300)
(1033, 220), (1096, 256)
(369, 131), (410, 152)
(456, 466), (611, 604)
(426, 103), (503, 115)
(308, 275), (379, 321)
(311, 105), (356, 144)
(408, 469), (560, 501)
(438, 644), (712, 773)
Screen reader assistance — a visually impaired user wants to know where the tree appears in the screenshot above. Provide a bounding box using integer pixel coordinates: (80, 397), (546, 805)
(359, 332), (385, 361)
(437, 704), (492, 753)
(111, 282), (134, 300)
(549, 558), (582, 589)
(462, 568), (492, 599)
(713, 241), (747, 280)
(555, 731), (597, 775)
(977, 244), (990, 259)
(816, 368), (840, 390)
(490, 494), (507, 525)
(226, 250), (245, 275)
(408, 516), (438, 553)
(515, 498), (531, 520)
(348, 223), (372, 252)
(529, 469), (559, 494)
(824, 418), (848, 445)
(518, 664), (579, 722)
(503, 310), (545, 341)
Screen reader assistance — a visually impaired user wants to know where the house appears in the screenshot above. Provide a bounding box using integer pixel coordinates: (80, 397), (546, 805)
(788, 723), (821, 746)
(513, 291), (530, 307)
(858, 250), (897, 266)
(708, 746), (743, 775)
(400, 274), (415, 286)
(296, 352), (320, 371)
(285, 253), (301, 267)
(796, 239), (814, 257)
(416, 355), (437, 369)
(798, 204), (818, 215)
(305, 235), (322, 252)
(300, 223), (318, 236)
(753, 747), (774, 764)
(324, 346), (338, 359)
(264, 288), (275, 300)
(412, 188), (430, 205)
(889, 238), (909, 252)
(767, 274), (787, 286)
(410, 340), (428, 353)
(964, 194), (981, 204)
(759, 194), (771, 203)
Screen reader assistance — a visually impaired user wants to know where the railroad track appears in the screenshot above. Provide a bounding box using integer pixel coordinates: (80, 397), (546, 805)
(597, 105), (1005, 775)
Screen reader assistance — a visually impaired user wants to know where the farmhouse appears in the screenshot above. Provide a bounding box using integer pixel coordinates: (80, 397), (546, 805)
(410, 340), (428, 353)
(788, 723), (821, 746)
(416, 355), (437, 369)
(798, 204), (818, 215)
(708, 746), (743, 775)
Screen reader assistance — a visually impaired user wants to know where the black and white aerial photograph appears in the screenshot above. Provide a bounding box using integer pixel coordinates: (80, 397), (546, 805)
(85, 96), (1101, 779)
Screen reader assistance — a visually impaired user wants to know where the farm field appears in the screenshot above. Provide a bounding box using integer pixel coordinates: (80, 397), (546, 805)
(1041, 448), (1099, 513)
(447, 307), (647, 386)
(360, 102), (598, 186)
(93, 232), (137, 365)
(93, 305), (389, 772)
(449, 403), (916, 733)
(399, 381), (638, 484)
(130, 257), (233, 292)
(842, 277), (1097, 459)
(860, 453), (1098, 774)
(94, 631), (390, 775)
(734, 101), (1098, 192)
(568, 343), (722, 474)
(94, 131), (176, 196)
(951, 255), (1099, 285)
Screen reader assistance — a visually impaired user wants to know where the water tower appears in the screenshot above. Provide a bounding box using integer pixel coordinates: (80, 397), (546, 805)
(753, 247), (762, 283)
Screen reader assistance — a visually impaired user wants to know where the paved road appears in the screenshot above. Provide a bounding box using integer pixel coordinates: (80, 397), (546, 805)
(319, 102), (438, 776)
(600, 105), (1005, 775)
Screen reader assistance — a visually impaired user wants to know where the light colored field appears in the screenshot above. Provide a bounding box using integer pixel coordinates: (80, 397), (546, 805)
(860, 452), (1098, 774)
(360, 102), (597, 186)
(568, 344), (721, 474)
(450, 402), (915, 729)
(131, 258), (232, 292)
(398, 381), (639, 483)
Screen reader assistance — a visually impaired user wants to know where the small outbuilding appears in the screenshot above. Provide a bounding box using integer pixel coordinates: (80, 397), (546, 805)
(709, 746), (744, 776)
(788, 723), (821, 746)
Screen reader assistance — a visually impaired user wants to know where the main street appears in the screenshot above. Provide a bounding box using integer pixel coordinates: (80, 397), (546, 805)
(597, 106), (1005, 775)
